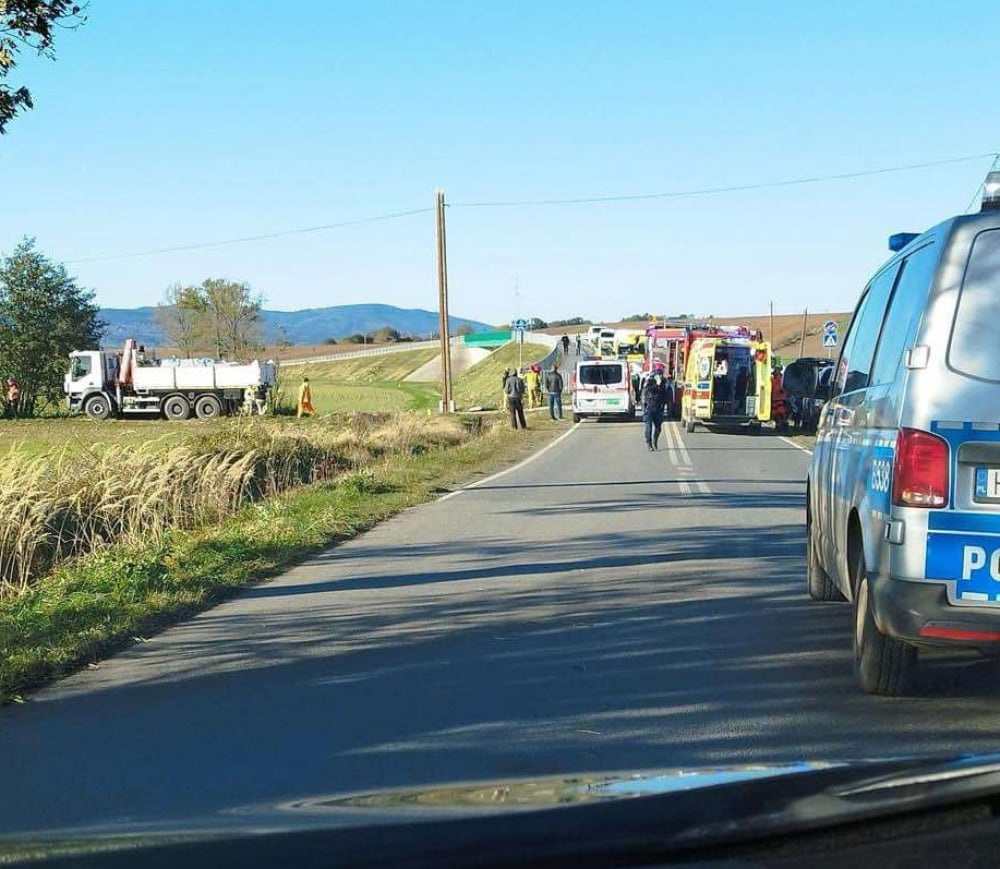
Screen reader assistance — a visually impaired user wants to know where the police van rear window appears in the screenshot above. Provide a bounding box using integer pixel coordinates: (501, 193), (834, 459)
(579, 364), (625, 386)
(949, 228), (1000, 382)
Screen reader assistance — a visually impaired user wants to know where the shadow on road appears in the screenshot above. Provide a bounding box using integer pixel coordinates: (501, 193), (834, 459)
(4, 519), (1000, 832)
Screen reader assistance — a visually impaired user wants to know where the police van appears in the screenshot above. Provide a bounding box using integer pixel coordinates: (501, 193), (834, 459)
(807, 171), (1000, 695)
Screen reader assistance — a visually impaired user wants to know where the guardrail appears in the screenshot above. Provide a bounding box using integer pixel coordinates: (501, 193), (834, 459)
(279, 340), (441, 367)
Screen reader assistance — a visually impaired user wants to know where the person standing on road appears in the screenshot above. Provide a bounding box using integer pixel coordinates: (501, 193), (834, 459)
(641, 367), (669, 451)
(545, 364), (564, 420)
(297, 376), (316, 418)
(561, 334), (570, 355)
(504, 369), (527, 429)
(575, 334), (581, 355)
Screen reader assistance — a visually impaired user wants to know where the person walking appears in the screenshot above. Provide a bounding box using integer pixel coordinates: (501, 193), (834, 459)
(561, 334), (570, 355)
(575, 334), (582, 355)
(545, 364), (564, 420)
(297, 376), (316, 418)
(641, 366), (669, 451)
(504, 369), (527, 429)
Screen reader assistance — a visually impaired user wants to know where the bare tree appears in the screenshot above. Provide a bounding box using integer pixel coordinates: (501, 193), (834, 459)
(155, 284), (206, 358)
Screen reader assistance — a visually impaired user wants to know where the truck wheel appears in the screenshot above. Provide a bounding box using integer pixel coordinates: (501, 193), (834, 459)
(852, 547), (915, 696)
(194, 394), (223, 420)
(163, 395), (191, 421)
(807, 513), (844, 601)
(84, 395), (112, 421)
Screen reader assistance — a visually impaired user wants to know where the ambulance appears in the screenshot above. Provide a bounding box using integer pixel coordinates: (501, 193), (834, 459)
(807, 170), (1000, 695)
(679, 332), (773, 432)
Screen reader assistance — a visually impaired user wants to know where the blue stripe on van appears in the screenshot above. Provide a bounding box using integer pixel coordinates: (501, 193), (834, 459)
(928, 511), (1000, 534)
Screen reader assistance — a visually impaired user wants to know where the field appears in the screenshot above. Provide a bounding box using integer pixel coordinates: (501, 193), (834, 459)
(452, 342), (555, 410)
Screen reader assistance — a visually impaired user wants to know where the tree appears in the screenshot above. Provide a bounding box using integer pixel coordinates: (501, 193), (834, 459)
(155, 284), (206, 358)
(1, 2), (87, 134)
(368, 325), (400, 343)
(155, 278), (263, 359)
(0, 238), (104, 416)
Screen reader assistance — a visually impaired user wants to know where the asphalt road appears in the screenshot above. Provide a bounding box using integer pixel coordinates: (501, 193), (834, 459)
(4, 418), (1000, 834)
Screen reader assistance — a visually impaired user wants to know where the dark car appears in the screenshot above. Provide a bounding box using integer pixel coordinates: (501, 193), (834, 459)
(781, 357), (834, 432)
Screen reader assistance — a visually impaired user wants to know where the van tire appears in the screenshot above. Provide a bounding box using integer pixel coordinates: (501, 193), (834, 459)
(572, 413), (581, 423)
(163, 394), (191, 421)
(807, 517), (843, 602)
(852, 549), (915, 696)
(84, 394), (112, 421)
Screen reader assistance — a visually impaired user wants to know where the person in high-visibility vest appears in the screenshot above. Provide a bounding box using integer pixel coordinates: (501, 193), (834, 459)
(297, 376), (315, 418)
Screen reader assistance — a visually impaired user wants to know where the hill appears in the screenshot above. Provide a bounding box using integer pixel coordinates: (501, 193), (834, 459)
(99, 304), (492, 348)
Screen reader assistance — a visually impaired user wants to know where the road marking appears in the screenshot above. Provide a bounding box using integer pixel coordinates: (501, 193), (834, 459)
(679, 479), (692, 496)
(779, 435), (814, 456)
(437, 422), (581, 500)
(695, 479), (711, 495)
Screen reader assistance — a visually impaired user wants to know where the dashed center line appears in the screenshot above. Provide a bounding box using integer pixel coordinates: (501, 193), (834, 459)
(662, 421), (710, 498)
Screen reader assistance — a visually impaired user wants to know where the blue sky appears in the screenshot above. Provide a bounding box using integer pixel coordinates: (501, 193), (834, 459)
(2, 0), (998, 326)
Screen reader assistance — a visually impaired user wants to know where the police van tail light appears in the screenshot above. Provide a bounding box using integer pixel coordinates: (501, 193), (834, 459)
(892, 428), (949, 508)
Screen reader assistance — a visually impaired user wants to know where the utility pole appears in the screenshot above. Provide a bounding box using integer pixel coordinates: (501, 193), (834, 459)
(769, 301), (774, 348)
(435, 189), (454, 412)
(799, 308), (808, 358)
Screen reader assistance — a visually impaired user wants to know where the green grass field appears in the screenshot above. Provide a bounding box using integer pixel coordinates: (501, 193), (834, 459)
(452, 342), (555, 410)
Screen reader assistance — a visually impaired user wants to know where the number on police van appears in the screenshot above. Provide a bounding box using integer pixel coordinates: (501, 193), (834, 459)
(870, 459), (892, 494)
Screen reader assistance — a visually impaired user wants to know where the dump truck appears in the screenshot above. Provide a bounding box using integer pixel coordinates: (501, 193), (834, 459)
(65, 339), (277, 420)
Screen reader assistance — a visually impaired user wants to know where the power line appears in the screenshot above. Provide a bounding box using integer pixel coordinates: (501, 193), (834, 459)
(448, 152), (999, 209)
(64, 206), (435, 264)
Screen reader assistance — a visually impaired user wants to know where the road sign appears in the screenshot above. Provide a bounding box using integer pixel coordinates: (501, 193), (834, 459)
(823, 319), (838, 337)
(822, 333), (838, 349)
(512, 318), (528, 331)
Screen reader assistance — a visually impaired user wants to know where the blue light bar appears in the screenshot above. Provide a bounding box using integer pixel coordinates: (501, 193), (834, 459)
(889, 232), (919, 252)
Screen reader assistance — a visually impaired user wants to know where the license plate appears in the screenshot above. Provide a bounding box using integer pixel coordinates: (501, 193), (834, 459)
(606, 399), (620, 406)
(975, 467), (1000, 503)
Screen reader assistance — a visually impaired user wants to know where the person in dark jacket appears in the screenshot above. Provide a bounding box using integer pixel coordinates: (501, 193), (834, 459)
(641, 367), (669, 450)
(544, 365), (564, 420)
(504, 369), (527, 429)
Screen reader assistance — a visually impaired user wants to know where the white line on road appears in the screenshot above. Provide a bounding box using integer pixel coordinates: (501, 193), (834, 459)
(437, 422), (580, 500)
(679, 479), (692, 496)
(779, 435), (814, 456)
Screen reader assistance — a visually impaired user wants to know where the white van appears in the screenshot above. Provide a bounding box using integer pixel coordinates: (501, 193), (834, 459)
(571, 358), (635, 422)
(808, 170), (1000, 696)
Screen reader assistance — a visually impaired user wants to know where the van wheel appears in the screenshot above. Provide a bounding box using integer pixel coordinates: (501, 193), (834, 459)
(572, 413), (581, 423)
(163, 395), (191, 421)
(84, 395), (112, 421)
(852, 547), (915, 696)
(194, 394), (223, 420)
(807, 515), (844, 601)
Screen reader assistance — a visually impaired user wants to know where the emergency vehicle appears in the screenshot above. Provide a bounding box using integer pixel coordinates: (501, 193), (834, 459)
(680, 332), (773, 432)
(807, 170), (1000, 695)
(570, 356), (635, 422)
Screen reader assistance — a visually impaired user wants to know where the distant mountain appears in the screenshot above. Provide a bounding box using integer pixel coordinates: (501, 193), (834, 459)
(99, 304), (493, 348)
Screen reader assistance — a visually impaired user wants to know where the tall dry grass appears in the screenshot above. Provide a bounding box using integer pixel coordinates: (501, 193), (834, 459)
(0, 413), (473, 597)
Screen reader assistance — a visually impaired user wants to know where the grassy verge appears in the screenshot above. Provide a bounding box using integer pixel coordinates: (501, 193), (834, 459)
(452, 341), (554, 410)
(0, 417), (565, 703)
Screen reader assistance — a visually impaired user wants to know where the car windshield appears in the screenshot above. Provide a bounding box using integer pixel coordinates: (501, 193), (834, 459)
(4, 2), (1000, 856)
(579, 363), (624, 385)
